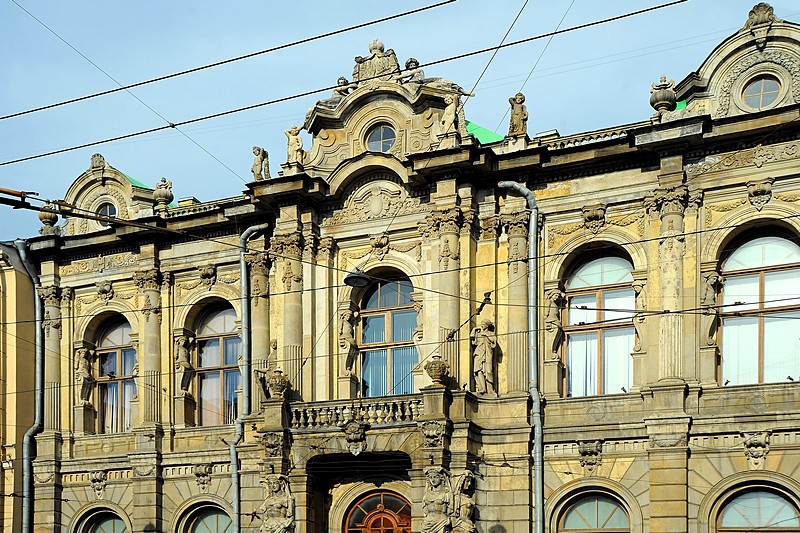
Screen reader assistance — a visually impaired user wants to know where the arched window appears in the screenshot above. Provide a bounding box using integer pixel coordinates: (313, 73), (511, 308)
(185, 507), (233, 533)
(564, 255), (635, 397)
(718, 490), (800, 531)
(82, 511), (128, 533)
(359, 277), (417, 397)
(96, 319), (136, 434)
(196, 306), (241, 425)
(345, 491), (412, 533)
(720, 235), (800, 385)
(560, 493), (629, 532)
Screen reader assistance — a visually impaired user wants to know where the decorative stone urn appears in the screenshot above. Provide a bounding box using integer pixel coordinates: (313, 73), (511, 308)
(649, 75), (677, 116)
(38, 204), (58, 235)
(153, 177), (174, 216)
(267, 369), (290, 398)
(424, 353), (450, 386)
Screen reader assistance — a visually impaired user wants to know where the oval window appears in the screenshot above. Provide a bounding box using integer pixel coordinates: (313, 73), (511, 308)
(742, 76), (781, 110)
(366, 125), (396, 153)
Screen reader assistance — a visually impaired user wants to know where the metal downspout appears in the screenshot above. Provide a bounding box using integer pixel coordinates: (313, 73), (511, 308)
(497, 182), (543, 533)
(14, 240), (41, 533)
(231, 222), (269, 532)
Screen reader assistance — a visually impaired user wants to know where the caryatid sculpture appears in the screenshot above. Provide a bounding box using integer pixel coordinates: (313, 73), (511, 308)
(422, 467), (453, 533)
(338, 309), (359, 376)
(175, 335), (195, 395)
(258, 474), (295, 533)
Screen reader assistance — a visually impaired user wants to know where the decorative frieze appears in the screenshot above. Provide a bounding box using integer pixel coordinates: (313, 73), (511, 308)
(686, 140), (800, 177)
(61, 253), (139, 276)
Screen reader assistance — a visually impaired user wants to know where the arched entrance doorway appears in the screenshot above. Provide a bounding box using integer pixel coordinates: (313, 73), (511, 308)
(344, 491), (412, 533)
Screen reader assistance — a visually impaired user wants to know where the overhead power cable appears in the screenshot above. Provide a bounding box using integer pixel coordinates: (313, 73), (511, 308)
(0, 0), (687, 168)
(0, 0), (457, 122)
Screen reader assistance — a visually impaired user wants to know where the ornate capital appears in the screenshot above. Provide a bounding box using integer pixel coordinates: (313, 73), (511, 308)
(38, 285), (61, 307)
(317, 237), (335, 261)
(60, 287), (74, 304)
(133, 268), (162, 291)
(479, 215), (499, 240)
(269, 233), (303, 259)
(502, 211), (530, 238)
(647, 186), (688, 217)
(426, 207), (463, 237)
(245, 252), (271, 276)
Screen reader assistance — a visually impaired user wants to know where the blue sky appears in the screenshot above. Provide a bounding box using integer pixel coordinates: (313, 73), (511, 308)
(1, 0), (797, 240)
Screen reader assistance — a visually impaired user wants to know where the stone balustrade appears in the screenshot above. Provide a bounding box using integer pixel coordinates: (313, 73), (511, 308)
(544, 122), (649, 150)
(288, 395), (423, 430)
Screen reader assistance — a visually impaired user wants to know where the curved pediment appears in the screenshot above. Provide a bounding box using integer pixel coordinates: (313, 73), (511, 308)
(664, 3), (800, 121)
(60, 153), (156, 236)
(300, 41), (473, 178)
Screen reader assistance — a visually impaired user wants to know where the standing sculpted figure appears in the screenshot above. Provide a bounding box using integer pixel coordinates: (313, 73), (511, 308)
(422, 467), (452, 533)
(259, 474), (295, 533)
(451, 471), (477, 533)
(438, 94), (459, 136)
(544, 289), (565, 360)
(285, 126), (304, 165)
(508, 92), (528, 136)
(470, 319), (496, 395)
(252, 146), (270, 181)
(75, 348), (95, 405)
(338, 310), (358, 375)
(175, 335), (194, 395)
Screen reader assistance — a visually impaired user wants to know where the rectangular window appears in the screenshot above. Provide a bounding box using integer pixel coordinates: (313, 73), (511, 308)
(198, 339), (220, 367)
(99, 382), (119, 433)
(391, 346), (417, 395)
(568, 294), (596, 326)
(567, 332), (597, 397)
(198, 372), (221, 425)
(362, 349), (388, 397)
(603, 328), (634, 394)
(722, 275), (759, 312)
(763, 312), (800, 382)
(223, 370), (241, 424)
(764, 271), (800, 308)
(392, 310), (416, 342)
(362, 316), (386, 344)
(721, 316), (759, 385)
(603, 290), (635, 322)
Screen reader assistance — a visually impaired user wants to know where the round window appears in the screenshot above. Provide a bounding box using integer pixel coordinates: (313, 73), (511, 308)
(742, 76), (781, 110)
(97, 202), (117, 227)
(366, 125), (396, 153)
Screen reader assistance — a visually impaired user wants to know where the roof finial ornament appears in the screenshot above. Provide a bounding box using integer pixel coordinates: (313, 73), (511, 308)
(650, 75), (677, 123)
(742, 3), (779, 49)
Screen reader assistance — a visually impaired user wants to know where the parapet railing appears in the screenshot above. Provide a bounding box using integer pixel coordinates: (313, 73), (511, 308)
(288, 394), (423, 430)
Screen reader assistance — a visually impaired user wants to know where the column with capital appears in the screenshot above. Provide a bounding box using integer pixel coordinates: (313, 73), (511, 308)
(270, 233), (304, 400)
(133, 268), (163, 424)
(246, 251), (271, 409)
(503, 211), (530, 393)
(39, 285), (62, 431)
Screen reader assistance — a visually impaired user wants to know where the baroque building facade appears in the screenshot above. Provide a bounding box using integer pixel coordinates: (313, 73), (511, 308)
(3, 4), (800, 532)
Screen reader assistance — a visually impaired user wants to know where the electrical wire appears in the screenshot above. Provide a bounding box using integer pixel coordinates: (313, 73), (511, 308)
(0, 0), (458, 122)
(0, 0), (687, 168)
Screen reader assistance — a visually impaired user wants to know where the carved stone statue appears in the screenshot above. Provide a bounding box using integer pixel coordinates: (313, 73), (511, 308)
(438, 94), (459, 137)
(701, 272), (723, 347)
(258, 474), (294, 533)
(338, 310), (358, 376)
(175, 335), (194, 395)
(451, 471), (477, 533)
(508, 92), (528, 136)
(544, 289), (565, 360)
(268, 338), (278, 371)
(395, 57), (425, 85)
(352, 39), (400, 83)
(252, 146), (270, 181)
(75, 348), (96, 405)
(422, 467), (453, 533)
(285, 126), (304, 165)
(471, 319), (496, 395)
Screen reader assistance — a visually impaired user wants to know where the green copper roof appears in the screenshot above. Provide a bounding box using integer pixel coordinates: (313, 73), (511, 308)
(121, 172), (151, 190)
(465, 120), (505, 144)
(675, 100), (687, 111)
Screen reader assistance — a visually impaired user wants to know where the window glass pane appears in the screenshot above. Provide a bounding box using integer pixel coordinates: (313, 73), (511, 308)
(224, 370), (240, 424)
(764, 269), (800, 308)
(98, 321), (131, 347)
(564, 496), (598, 527)
(720, 490), (800, 527)
(190, 509), (232, 533)
(763, 312), (800, 382)
(568, 294), (597, 326)
(568, 256), (633, 289)
(398, 279), (414, 304)
(99, 352), (116, 377)
(362, 350), (387, 397)
(198, 307), (238, 336)
(721, 317), (759, 385)
(121, 380), (136, 431)
(121, 349), (136, 376)
(224, 337), (242, 366)
(603, 289), (635, 322)
(90, 514), (127, 533)
(391, 346), (417, 395)
(392, 310), (417, 342)
(721, 275), (760, 312)
(198, 372), (220, 426)
(603, 328), (634, 394)
(364, 285), (380, 309)
(362, 316), (385, 344)
(567, 333), (597, 397)
(380, 281), (400, 308)
(100, 382), (118, 434)
(198, 339), (221, 367)
(725, 236), (800, 270)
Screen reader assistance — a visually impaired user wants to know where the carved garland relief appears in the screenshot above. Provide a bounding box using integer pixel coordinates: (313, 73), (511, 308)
(323, 179), (425, 227)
